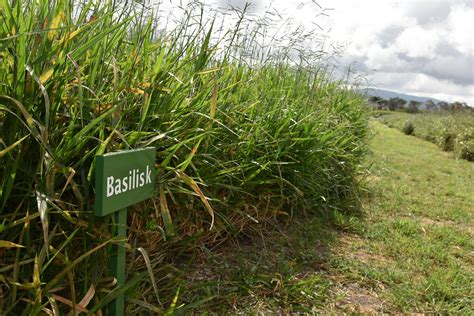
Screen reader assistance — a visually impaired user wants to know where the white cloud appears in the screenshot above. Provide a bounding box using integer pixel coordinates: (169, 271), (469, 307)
(316, 0), (474, 104)
(446, 4), (474, 56)
(394, 26), (440, 59)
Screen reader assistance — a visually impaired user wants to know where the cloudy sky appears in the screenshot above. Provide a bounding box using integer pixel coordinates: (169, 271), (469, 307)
(158, 0), (473, 104)
(316, 0), (474, 104)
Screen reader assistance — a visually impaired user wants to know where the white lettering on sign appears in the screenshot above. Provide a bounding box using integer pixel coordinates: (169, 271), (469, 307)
(106, 165), (153, 197)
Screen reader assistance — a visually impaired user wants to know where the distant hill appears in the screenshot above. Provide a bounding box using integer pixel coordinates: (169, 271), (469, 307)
(362, 88), (444, 104)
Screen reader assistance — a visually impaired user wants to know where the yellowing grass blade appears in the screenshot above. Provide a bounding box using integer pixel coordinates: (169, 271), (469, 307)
(33, 255), (41, 297)
(39, 68), (54, 84)
(47, 12), (64, 40)
(0, 134), (29, 158)
(0, 240), (25, 248)
(125, 87), (145, 95)
(177, 171), (214, 230)
(57, 28), (82, 46)
(159, 187), (175, 236)
(177, 138), (201, 172)
(168, 287), (180, 312)
(197, 67), (221, 75)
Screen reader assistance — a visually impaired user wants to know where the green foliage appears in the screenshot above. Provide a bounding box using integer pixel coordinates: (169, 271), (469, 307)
(455, 131), (474, 161)
(402, 121), (414, 135)
(387, 97), (406, 111)
(0, 0), (368, 313)
(439, 131), (455, 151)
(377, 111), (474, 161)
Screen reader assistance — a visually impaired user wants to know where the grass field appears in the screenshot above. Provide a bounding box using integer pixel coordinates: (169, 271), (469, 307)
(332, 122), (473, 313)
(172, 121), (474, 313)
(376, 111), (474, 161)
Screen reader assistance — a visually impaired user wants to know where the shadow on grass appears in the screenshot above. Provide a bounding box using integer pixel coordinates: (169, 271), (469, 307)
(164, 208), (367, 313)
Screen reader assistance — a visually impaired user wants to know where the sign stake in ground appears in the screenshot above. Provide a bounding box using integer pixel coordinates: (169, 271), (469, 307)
(95, 147), (155, 315)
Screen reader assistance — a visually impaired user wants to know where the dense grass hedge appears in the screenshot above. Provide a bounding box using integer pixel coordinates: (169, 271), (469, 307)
(0, 1), (368, 313)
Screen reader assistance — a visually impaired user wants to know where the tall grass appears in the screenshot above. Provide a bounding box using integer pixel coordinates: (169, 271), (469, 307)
(0, 0), (368, 313)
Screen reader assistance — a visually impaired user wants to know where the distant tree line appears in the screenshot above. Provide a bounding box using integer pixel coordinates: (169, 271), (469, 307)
(368, 96), (472, 113)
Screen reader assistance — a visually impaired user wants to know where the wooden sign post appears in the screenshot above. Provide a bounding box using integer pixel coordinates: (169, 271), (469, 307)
(95, 147), (155, 315)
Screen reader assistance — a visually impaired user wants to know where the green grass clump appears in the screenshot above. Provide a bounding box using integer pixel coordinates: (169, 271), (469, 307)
(377, 111), (474, 161)
(402, 121), (414, 135)
(0, 0), (368, 313)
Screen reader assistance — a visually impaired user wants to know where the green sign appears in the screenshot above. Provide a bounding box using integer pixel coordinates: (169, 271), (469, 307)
(95, 147), (156, 216)
(94, 147), (155, 315)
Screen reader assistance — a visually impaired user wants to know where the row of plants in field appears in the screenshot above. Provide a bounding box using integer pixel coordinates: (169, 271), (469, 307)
(377, 111), (474, 161)
(0, 0), (369, 313)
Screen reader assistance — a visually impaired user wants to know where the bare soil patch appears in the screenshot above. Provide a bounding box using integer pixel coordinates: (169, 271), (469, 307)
(334, 283), (386, 313)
